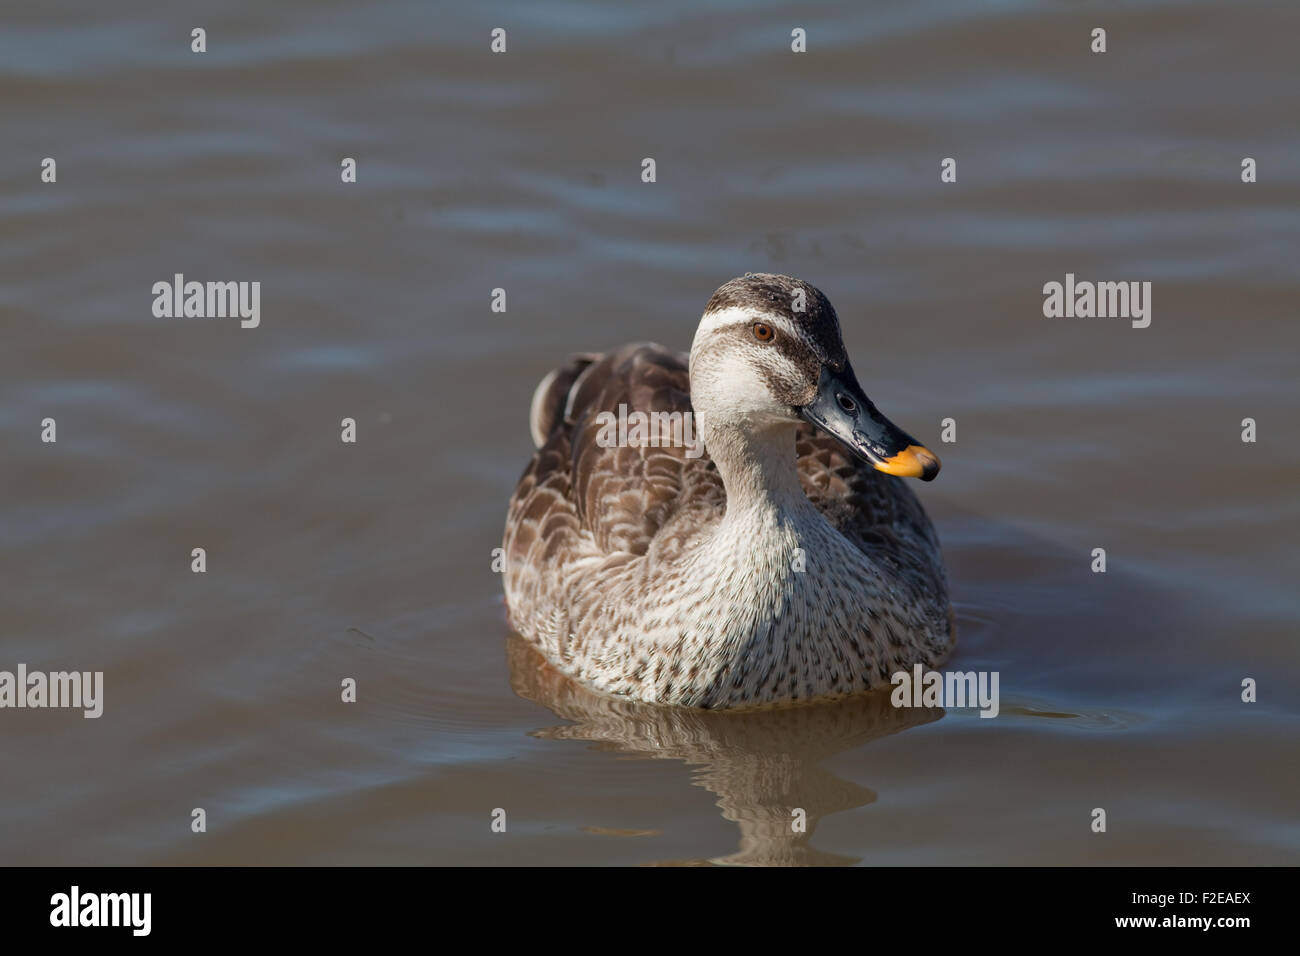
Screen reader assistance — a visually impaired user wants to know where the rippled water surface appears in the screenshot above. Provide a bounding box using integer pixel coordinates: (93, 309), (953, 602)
(2, 0), (1297, 865)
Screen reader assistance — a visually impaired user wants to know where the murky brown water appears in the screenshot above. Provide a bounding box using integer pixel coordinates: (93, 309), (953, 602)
(2, 1), (1297, 865)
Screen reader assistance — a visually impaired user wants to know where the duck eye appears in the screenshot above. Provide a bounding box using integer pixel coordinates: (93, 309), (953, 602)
(752, 322), (774, 342)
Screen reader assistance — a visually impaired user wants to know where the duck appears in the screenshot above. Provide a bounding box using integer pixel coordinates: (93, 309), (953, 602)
(502, 273), (954, 710)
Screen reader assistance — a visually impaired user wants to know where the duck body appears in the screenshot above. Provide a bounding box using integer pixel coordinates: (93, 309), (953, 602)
(503, 275), (954, 709)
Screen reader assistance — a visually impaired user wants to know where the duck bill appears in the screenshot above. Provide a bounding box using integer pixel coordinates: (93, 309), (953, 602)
(798, 364), (940, 481)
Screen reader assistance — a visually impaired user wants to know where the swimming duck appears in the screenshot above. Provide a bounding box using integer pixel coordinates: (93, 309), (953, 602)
(503, 273), (954, 709)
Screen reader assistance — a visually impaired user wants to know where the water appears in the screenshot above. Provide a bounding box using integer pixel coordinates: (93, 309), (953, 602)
(2, 0), (1297, 865)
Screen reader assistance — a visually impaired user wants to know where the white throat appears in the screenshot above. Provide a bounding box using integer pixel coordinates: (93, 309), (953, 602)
(701, 421), (809, 518)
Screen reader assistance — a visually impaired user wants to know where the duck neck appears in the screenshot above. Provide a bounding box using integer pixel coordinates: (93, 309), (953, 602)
(703, 421), (813, 522)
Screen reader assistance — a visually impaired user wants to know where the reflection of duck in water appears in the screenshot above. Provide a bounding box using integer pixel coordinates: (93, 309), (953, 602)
(503, 273), (953, 709)
(507, 636), (940, 866)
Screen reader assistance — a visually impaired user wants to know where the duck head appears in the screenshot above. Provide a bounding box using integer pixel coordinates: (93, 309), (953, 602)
(688, 273), (939, 481)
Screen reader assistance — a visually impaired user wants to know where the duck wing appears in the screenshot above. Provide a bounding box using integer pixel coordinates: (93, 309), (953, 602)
(507, 343), (724, 570)
(795, 426), (945, 587)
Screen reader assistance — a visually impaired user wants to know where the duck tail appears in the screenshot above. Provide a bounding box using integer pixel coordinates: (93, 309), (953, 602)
(528, 353), (600, 448)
